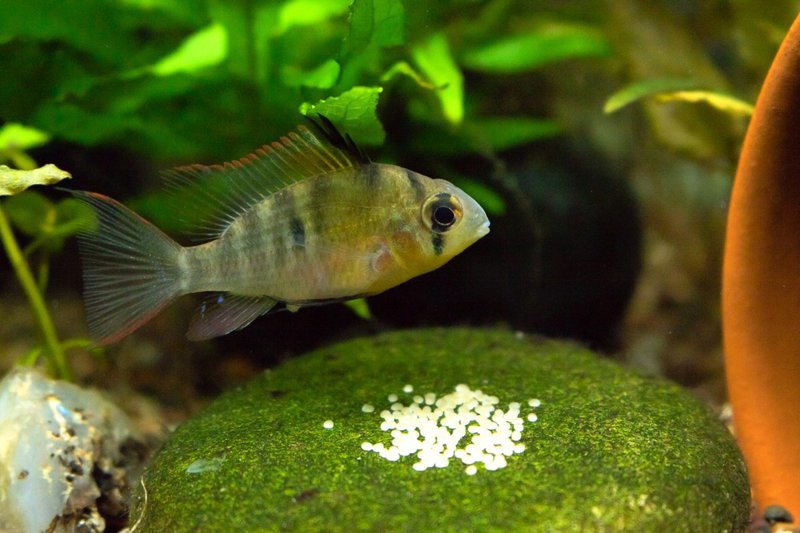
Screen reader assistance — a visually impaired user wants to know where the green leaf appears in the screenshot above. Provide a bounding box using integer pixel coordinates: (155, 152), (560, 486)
(343, 0), (405, 56)
(0, 164), (71, 197)
(654, 91), (754, 117)
(603, 78), (699, 114)
(4, 190), (52, 234)
(0, 123), (50, 152)
(412, 33), (464, 125)
(462, 28), (611, 73)
(343, 298), (372, 320)
(300, 86), (385, 145)
(277, 0), (350, 34)
(281, 59), (340, 89)
(471, 117), (561, 151)
(151, 24), (229, 77)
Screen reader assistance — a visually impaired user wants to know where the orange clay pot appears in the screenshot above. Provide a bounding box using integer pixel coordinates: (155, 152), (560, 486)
(723, 13), (800, 519)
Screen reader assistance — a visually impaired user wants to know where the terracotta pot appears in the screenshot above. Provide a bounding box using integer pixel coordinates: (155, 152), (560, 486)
(723, 13), (800, 519)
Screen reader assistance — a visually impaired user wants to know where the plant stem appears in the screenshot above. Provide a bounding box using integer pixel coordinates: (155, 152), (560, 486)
(0, 203), (71, 380)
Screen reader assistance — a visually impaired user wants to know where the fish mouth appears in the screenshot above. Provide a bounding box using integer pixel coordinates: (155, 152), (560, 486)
(477, 220), (491, 237)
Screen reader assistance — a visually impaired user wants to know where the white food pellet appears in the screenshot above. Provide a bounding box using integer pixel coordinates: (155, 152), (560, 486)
(323, 420), (334, 429)
(528, 398), (541, 408)
(361, 404), (375, 413)
(360, 384), (542, 475)
(361, 442), (373, 451)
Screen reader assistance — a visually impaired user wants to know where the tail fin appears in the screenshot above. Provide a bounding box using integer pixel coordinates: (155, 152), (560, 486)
(70, 191), (183, 345)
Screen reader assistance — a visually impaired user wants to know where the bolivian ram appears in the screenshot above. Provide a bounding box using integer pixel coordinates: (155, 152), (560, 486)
(71, 117), (490, 344)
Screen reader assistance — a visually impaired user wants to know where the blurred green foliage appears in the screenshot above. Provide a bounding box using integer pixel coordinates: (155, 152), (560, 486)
(0, 0), (608, 206)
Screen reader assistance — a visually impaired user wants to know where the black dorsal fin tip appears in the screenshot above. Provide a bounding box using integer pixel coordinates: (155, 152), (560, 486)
(305, 113), (370, 164)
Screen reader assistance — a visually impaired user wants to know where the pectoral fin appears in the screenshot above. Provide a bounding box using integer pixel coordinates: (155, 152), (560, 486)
(187, 293), (277, 341)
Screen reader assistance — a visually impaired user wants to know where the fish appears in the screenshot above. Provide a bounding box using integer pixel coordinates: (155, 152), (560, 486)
(69, 116), (490, 345)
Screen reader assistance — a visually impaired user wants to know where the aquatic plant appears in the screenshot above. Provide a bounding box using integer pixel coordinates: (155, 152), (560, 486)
(0, 132), (95, 379)
(0, 0), (612, 221)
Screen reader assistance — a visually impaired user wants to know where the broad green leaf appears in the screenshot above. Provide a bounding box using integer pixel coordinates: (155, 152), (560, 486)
(380, 61), (437, 89)
(462, 28), (611, 73)
(277, 0), (350, 34)
(344, 298), (372, 320)
(654, 91), (754, 117)
(342, 0), (405, 56)
(300, 86), (385, 145)
(412, 33), (464, 125)
(4, 190), (52, 234)
(603, 78), (699, 114)
(0, 164), (71, 197)
(0, 123), (50, 152)
(471, 117), (561, 151)
(451, 177), (506, 216)
(151, 24), (228, 77)
(281, 59), (340, 89)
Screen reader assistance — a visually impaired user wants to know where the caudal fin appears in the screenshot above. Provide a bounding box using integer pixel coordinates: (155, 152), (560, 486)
(70, 191), (183, 345)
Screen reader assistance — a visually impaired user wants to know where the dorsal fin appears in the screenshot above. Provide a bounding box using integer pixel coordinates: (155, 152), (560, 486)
(163, 115), (369, 240)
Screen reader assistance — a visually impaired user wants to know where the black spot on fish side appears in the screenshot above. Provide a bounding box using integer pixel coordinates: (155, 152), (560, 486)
(290, 217), (306, 248)
(432, 232), (445, 255)
(405, 169), (426, 201)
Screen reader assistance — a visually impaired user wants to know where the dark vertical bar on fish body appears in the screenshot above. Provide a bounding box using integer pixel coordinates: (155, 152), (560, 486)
(305, 173), (326, 241)
(269, 188), (296, 271)
(290, 216), (306, 249)
(405, 168), (427, 202)
(364, 163), (380, 191)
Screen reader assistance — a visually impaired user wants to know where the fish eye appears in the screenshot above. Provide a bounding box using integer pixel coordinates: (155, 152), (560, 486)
(422, 193), (463, 233)
(433, 205), (456, 227)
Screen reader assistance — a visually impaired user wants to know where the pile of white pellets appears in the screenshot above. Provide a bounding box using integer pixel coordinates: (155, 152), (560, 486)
(343, 383), (541, 475)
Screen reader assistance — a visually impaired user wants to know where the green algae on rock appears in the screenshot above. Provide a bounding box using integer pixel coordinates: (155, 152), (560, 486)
(131, 328), (749, 531)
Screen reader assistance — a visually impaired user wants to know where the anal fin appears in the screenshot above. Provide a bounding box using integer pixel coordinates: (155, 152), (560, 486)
(187, 293), (277, 341)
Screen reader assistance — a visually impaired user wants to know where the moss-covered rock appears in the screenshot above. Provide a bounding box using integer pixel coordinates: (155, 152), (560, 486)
(132, 328), (749, 531)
